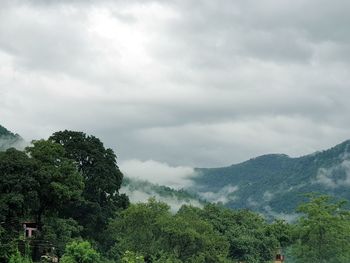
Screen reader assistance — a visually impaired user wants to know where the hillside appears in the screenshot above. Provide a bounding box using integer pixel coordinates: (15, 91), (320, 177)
(0, 124), (24, 151)
(191, 140), (350, 219)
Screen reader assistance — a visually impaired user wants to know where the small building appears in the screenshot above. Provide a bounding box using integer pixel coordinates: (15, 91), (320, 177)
(22, 222), (38, 238)
(275, 248), (285, 263)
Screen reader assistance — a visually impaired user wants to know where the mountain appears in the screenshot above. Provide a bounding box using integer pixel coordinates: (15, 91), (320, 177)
(0, 124), (25, 151)
(191, 140), (350, 219)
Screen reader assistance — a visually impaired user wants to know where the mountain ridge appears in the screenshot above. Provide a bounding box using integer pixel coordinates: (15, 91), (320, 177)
(191, 139), (350, 218)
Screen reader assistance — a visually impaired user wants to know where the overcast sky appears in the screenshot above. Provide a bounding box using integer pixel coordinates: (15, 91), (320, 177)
(1, 0), (350, 170)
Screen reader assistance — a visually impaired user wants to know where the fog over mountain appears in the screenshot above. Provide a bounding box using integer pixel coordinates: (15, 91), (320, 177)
(191, 140), (350, 219)
(0, 124), (26, 151)
(1, 0), (350, 169)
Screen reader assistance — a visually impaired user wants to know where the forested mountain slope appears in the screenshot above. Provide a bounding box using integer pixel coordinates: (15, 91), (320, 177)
(192, 140), (350, 218)
(0, 124), (25, 151)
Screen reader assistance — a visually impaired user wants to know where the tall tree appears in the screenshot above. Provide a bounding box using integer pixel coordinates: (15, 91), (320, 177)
(26, 140), (84, 227)
(0, 142), (84, 261)
(291, 194), (350, 263)
(49, 131), (128, 242)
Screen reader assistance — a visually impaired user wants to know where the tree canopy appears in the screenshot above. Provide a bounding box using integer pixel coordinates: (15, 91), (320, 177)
(291, 194), (350, 263)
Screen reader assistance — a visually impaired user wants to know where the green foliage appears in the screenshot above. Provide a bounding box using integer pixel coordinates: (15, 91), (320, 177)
(0, 129), (128, 262)
(121, 251), (144, 263)
(190, 204), (279, 262)
(8, 250), (32, 263)
(266, 219), (293, 248)
(40, 217), (82, 256)
(0, 148), (37, 261)
(49, 130), (126, 206)
(60, 240), (100, 263)
(291, 194), (350, 263)
(107, 198), (171, 258)
(26, 140), (84, 225)
(167, 205), (231, 262)
(49, 131), (129, 243)
(151, 252), (182, 263)
(107, 199), (232, 262)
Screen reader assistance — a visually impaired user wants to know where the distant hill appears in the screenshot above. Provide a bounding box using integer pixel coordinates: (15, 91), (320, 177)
(0, 124), (25, 151)
(191, 140), (350, 219)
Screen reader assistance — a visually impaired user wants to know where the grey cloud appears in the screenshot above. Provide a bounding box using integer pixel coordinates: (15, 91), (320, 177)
(1, 0), (350, 169)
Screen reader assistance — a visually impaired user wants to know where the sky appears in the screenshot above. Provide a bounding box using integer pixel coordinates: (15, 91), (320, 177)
(1, 0), (350, 176)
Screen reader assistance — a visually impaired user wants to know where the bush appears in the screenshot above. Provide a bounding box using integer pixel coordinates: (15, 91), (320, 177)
(60, 240), (100, 263)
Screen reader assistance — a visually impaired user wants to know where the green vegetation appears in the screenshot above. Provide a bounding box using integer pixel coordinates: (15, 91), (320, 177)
(0, 130), (127, 261)
(60, 241), (100, 263)
(8, 250), (32, 263)
(1, 126), (350, 262)
(291, 194), (350, 263)
(49, 131), (129, 245)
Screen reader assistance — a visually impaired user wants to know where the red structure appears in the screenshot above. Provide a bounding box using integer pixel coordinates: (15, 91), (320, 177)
(22, 222), (37, 238)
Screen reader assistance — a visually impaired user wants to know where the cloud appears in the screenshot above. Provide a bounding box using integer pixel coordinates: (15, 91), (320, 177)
(119, 159), (195, 189)
(263, 191), (274, 202)
(263, 205), (299, 222)
(198, 185), (238, 204)
(0, 137), (28, 151)
(315, 160), (350, 188)
(1, 0), (350, 168)
(120, 183), (202, 213)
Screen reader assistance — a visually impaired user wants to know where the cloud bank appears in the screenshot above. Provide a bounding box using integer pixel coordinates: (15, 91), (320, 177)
(119, 159), (195, 189)
(120, 185), (202, 213)
(198, 185), (239, 204)
(1, 0), (350, 167)
(315, 160), (350, 188)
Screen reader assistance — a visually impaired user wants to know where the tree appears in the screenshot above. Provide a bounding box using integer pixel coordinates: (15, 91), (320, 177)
(60, 240), (100, 263)
(106, 198), (171, 260)
(40, 217), (82, 256)
(266, 219), (293, 250)
(291, 194), (350, 263)
(25, 140), (84, 227)
(193, 204), (278, 263)
(49, 131), (126, 206)
(0, 148), (37, 261)
(167, 206), (231, 263)
(106, 199), (232, 263)
(49, 131), (129, 242)
(121, 251), (144, 263)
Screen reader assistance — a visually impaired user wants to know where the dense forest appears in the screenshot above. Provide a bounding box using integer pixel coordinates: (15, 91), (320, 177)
(1, 129), (350, 262)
